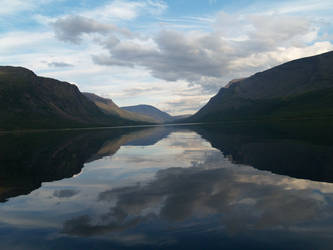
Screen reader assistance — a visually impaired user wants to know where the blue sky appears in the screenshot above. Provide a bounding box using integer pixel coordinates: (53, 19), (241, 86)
(1, 0), (333, 114)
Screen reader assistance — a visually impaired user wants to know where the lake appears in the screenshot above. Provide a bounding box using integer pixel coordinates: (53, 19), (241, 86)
(1, 122), (333, 250)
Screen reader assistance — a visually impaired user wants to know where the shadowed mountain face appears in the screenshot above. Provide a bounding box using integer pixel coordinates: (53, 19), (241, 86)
(0, 67), (139, 130)
(83, 93), (156, 123)
(186, 51), (333, 122)
(121, 104), (173, 123)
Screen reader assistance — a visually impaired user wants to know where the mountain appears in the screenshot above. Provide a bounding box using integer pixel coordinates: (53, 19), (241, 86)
(185, 51), (333, 122)
(172, 114), (191, 120)
(0, 66), (142, 130)
(121, 104), (174, 123)
(83, 92), (156, 123)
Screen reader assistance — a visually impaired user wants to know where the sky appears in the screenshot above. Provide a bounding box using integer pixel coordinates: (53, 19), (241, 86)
(1, 0), (333, 115)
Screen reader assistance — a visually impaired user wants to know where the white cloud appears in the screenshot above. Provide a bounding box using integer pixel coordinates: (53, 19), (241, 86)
(82, 0), (167, 21)
(266, 0), (333, 15)
(163, 95), (211, 114)
(0, 31), (54, 53)
(0, 0), (34, 15)
(0, 0), (57, 16)
(229, 41), (333, 71)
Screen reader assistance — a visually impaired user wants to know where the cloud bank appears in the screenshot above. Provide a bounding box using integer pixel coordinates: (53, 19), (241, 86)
(52, 9), (333, 94)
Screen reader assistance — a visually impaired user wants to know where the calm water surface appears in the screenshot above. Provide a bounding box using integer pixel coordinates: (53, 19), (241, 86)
(1, 123), (333, 249)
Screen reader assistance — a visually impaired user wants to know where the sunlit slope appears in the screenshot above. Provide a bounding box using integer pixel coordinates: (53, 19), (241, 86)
(83, 92), (156, 123)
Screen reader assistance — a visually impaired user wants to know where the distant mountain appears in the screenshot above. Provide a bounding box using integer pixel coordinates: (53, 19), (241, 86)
(172, 114), (191, 120)
(83, 92), (156, 123)
(121, 104), (174, 123)
(185, 51), (333, 123)
(0, 66), (142, 130)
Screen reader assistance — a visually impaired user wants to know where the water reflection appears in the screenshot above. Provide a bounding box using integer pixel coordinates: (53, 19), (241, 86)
(194, 122), (333, 182)
(62, 151), (333, 242)
(0, 127), (178, 202)
(0, 123), (333, 249)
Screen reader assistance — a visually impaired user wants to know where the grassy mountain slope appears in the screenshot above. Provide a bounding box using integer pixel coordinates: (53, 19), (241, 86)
(83, 92), (156, 123)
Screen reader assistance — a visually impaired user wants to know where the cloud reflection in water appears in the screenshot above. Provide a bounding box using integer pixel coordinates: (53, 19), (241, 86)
(63, 150), (333, 242)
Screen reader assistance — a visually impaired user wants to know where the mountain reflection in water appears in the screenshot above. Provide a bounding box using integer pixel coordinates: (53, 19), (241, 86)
(0, 122), (333, 250)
